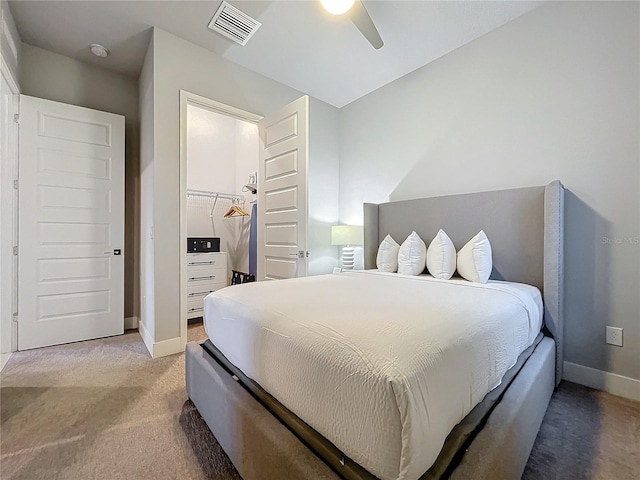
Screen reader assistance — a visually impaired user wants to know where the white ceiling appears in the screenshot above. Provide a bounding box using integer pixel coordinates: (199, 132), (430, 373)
(9, 1), (542, 107)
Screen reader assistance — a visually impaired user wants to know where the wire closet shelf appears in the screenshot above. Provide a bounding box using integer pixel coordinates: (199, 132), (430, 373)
(186, 189), (246, 218)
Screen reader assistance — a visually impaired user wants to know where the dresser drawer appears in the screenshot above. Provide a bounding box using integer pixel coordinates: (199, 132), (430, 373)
(187, 296), (205, 318)
(186, 253), (226, 268)
(187, 280), (227, 296)
(186, 266), (226, 282)
(185, 252), (227, 320)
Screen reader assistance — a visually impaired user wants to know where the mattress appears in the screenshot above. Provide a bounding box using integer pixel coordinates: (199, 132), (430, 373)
(203, 271), (543, 480)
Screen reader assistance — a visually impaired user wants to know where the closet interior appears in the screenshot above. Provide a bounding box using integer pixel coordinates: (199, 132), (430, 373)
(185, 103), (259, 321)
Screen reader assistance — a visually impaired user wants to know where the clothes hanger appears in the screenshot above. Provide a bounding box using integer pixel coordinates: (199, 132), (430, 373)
(234, 205), (250, 216)
(223, 199), (249, 218)
(223, 205), (239, 217)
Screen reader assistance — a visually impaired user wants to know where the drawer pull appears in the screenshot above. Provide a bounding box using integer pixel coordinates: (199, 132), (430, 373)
(188, 260), (217, 266)
(188, 307), (204, 313)
(188, 291), (214, 297)
(188, 275), (216, 281)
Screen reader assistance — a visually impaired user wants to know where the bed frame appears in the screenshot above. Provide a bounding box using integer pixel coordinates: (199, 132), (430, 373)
(186, 180), (564, 480)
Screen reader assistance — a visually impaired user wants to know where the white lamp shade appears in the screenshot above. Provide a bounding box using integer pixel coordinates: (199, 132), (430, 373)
(331, 225), (363, 246)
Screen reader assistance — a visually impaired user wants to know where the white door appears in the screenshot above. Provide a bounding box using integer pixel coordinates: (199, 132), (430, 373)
(18, 95), (125, 350)
(257, 95), (308, 281)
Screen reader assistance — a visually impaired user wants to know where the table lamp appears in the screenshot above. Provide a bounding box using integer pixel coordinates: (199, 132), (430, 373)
(331, 225), (363, 270)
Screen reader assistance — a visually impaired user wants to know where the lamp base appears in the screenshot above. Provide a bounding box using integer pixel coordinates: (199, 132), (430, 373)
(340, 246), (355, 270)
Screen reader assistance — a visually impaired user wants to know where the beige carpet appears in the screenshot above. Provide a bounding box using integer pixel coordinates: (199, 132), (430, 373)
(0, 325), (240, 480)
(1, 327), (639, 480)
(523, 380), (640, 480)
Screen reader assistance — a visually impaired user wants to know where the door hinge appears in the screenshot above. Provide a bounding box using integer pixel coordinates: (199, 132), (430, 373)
(13, 114), (19, 124)
(12, 246), (17, 255)
(12, 313), (18, 323)
(13, 179), (18, 189)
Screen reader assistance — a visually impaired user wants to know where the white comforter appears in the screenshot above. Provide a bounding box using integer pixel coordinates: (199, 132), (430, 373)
(203, 271), (543, 480)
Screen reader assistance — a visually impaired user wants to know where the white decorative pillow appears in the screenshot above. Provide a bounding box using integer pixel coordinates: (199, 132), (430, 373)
(376, 235), (400, 272)
(456, 230), (493, 283)
(398, 231), (427, 276)
(426, 229), (456, 280)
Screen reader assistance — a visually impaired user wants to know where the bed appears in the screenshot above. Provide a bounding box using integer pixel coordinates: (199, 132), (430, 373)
(185, 180), (564, 480)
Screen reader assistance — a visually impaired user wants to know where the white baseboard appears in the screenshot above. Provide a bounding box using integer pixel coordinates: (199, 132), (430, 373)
(153, 335), (185, 358)
(0, 352), (12, 371)
(137, 320), (185, 358)
(138, 319), (154, 357)
(124, 316), (139, 330)
(563, 361), (640, 401)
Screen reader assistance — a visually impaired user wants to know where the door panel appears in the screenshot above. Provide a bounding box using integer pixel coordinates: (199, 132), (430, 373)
(264, 223), (298, 246)
(37, 113), (112, 146)
(258, 96), (308, 281)
(264, 150), (297, 180)
(264, 257), (298, 280)
(38, 148), (111, 179)
(37, 257), (111, 283)
(265, 186), (298, 213)
(18, 95), (125, 350)
(264, 113), (298, 147)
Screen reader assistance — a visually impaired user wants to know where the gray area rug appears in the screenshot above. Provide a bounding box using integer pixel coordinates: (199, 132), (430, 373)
(1, 327), (638, 479)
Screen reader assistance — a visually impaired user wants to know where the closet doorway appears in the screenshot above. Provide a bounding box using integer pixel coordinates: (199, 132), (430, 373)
(179, 92), (261, 329)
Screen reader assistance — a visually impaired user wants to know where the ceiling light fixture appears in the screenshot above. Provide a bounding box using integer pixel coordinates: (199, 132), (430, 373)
(90, 44), (109, 58)
(321, 0), (383, 49)
(321, 0), (355, 15)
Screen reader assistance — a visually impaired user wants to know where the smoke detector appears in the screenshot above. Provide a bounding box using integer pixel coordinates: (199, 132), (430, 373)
(90, 44), (109, 58)
(208, 1), (261, 46)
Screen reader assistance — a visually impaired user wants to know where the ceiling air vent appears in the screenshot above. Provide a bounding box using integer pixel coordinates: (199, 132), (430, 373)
(208, 1), (262, 46)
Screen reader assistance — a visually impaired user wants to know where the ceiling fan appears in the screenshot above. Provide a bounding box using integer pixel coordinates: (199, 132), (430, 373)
(321, 0), (384, 49)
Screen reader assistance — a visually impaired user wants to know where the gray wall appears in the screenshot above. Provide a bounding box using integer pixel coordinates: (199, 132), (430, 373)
(20, 44), (140, 320)
(147, 28), (339, 342)
(339, 2), (639, 380)
(308, 97), (340, 275)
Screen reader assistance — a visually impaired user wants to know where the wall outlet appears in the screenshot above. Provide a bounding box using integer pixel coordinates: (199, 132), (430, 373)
(606, 326), (623, 347)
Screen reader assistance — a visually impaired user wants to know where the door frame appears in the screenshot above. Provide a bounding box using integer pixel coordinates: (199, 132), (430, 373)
(178, 91), (262, 346)
(0, 59), (20, 365)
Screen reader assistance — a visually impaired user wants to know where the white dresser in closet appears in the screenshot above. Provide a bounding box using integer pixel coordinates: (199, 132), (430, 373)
(186, 252), (227, 319)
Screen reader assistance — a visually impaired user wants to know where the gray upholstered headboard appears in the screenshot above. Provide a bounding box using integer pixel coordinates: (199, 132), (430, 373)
(363, 181), (564, 385)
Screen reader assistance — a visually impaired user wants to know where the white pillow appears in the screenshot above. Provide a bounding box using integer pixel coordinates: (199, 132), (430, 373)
(397, 231), (427, 276)
(456, 230), (493, 283)
(426, 229), (456, 280)
(376, 235), (400, 272)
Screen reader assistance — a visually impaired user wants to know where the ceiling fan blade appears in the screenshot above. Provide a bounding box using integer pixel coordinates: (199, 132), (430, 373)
(349, 0), (384, 49)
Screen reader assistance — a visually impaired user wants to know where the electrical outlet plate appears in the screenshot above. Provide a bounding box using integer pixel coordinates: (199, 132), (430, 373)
(606, 326), (623, 347)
